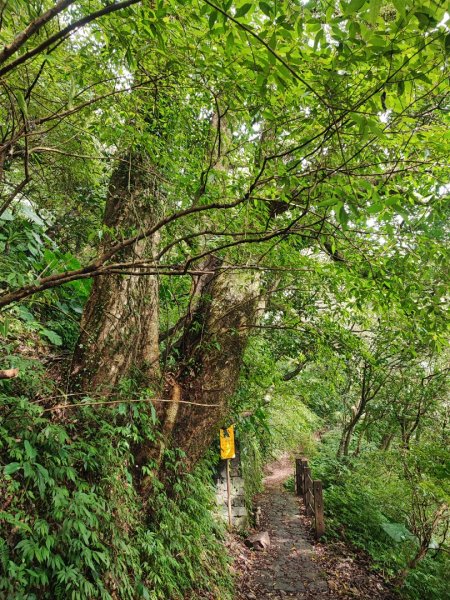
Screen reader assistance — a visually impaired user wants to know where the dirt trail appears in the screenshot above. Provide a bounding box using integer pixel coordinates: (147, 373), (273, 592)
(236, 455), (397, 600)
(240, 455), (331, 598)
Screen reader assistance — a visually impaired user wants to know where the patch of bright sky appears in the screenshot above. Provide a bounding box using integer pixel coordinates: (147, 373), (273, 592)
(438, 12), (449, 27)
(63, 4), (134, 90)
(378, 110), (391, 124)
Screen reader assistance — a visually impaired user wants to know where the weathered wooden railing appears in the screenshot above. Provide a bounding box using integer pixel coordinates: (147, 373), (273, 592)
(295, 458), (325, 539)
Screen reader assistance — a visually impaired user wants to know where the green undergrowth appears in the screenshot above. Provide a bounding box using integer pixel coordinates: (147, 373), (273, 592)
(268, 384), (321, 456)
(0, 217), (90, 350)
(0, 374), (232, 599)
(0, 254), (232, 600)
(283, 475), (295, 493)
(310, 432), (450, 600)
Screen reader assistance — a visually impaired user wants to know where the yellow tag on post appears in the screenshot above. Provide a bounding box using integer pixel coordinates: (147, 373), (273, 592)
(220, 425), (235, 459)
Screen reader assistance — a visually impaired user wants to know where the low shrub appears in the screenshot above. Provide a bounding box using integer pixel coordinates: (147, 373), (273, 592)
(310, 433), (449, 599)
(0, 386), (232, 599)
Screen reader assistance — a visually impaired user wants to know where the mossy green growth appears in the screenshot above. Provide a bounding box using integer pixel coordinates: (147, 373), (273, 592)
(0, 381), (232, 599)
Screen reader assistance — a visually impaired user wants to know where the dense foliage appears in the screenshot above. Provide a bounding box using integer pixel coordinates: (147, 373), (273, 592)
(239, 305), (449, 597)
(0, 0), (448, 598)
(0, 357), (231, 599)
(311, 436), (449, 599)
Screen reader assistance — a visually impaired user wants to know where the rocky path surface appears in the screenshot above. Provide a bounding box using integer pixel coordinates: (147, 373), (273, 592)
(240, 456), (331, 599)
(235, 456), (397, 600)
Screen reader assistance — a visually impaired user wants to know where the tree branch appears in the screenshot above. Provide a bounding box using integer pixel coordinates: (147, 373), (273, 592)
(0, 0), (76, 66)
(0, 0), (142, 79)
(0, 176), (30, 217)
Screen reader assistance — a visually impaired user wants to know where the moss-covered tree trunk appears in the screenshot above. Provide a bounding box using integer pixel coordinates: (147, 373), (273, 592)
(70, 149), (261, 481)
(165, 266), (261, 465)
(70, 152), (160, 393)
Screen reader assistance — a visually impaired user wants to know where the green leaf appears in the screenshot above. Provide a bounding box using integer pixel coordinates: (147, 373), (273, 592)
(344, 0), (367, 14)
(381, 522), (416, 543)
(415, 11), (437, 30)
(259, 2), (272, 17)
(125, 47), (136, 71)
(392, 0), (405, 17)
(235, 3), (252, 18)
(4, 462), (21, 475)
(318, 198), (338, 208)
(136, 582), (151, 599)
(367, 202), (382, 214)
(337, 203), (349, 227)
(368, 0), (381, 23)
(68, 77), (76, 108)
(16, 91), (28, 117)
(314, 28), (323, 51)
(24, 440), (37, 461)
(225, 31), (234, 53)
(366, 118), (384, 137)
(208, 9), (218, 29)
(41, 329), (63, 346)
(444, 34), (450, 56)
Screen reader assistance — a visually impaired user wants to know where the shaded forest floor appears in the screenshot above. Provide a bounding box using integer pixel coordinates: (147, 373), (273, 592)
(231, 456), (399, 599)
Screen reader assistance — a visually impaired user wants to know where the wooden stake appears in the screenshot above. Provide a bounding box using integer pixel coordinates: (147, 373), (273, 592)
(301, 458), (308, 494)
(304, 466), (313, 515)
(295, 458), (302, 496)
(313, 480), (325, 538)
(226, 458), (232, 528)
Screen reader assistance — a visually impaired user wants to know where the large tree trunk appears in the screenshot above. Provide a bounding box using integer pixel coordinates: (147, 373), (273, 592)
(70, 152), (160, 394)
(135, 262), (261, 495)
(70, 148), (262, 484)
(167, 266), (261, 465)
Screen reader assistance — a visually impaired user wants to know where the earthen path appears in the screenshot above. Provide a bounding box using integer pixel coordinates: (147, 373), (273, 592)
(242, 456), (332, 599)
(236, 456), (397, 600)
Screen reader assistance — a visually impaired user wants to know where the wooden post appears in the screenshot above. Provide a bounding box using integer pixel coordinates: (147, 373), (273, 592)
(313, 480), (325, 538)
(302, 464), (307, 505)
(300, 458), (308, 496)
(304, 466), (313, 515)
(226, 458), (232, 528)
(295, 458), (303, 496)
(301, 458), (308, 495)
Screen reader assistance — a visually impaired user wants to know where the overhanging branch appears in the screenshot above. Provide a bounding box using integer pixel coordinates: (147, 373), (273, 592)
(0, 0), (142, 78)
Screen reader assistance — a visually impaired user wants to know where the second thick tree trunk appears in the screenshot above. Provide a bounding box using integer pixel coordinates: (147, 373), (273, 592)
(168, 267), (261, 464)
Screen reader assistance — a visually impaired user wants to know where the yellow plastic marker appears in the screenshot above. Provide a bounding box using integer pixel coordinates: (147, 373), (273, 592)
(220, 425), (235, 527)
(220, 425), (235, 459)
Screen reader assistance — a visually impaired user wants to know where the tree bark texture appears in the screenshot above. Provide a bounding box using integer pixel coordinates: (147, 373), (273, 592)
(70, 152), (160, 394)
(70, 148), (261, 478)
(166, 265), (262, 465)
(134, 264), (261, 496)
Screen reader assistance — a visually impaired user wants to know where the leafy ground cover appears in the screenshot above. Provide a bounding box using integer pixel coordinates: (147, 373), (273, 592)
(0, 354), (231, 600)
